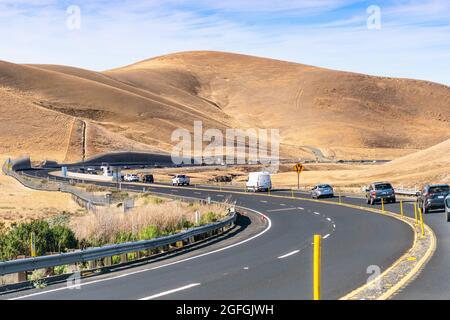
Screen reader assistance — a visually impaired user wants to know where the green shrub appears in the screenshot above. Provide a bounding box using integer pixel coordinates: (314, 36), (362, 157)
(0, 220), (78, 261)
(53, 265), (68, 275)
(138, 226), (161, 240)
(201, 211), (218, 224)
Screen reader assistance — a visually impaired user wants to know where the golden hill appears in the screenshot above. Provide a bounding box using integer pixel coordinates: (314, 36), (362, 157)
(1, 51), (449, 163)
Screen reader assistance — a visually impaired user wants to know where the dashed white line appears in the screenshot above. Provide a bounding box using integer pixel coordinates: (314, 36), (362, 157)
(323, 234), (330, 239)
(266, 207), (298, 212)
(297, 207), (304, 210)
(216, 194), (224, 197)
(139, 283), (200, 300)
(194, 192), (202, 195)
(260, 200), (268, 203)
(280, 203), (286, 206)
(314, 212), (320, 215)
(278, 250), (300, 259)
(326, 217), (332, 222)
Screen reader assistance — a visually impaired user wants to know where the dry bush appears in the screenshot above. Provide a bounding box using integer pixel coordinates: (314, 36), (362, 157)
(70, 198), (228, 246)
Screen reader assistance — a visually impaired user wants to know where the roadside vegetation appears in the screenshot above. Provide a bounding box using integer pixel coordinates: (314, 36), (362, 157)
(0, 196), (228, 261)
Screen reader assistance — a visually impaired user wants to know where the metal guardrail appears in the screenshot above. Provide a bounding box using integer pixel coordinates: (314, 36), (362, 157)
(2, 161), (110, 207)
(0, 212), (237, 276)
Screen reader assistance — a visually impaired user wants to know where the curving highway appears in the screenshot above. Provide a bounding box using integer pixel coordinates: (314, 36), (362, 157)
(1, 168), (416, 300)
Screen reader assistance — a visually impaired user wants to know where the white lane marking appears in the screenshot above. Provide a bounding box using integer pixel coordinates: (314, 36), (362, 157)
(266, 207), (298, 213)
(280, 203), (286, 206)
(216, 194), (224, 197)
(323, 234), (330, 239)
(297, 207), (304, 210)
(139, 283), (200, 300)
(260, 200), (268, 203)
(194, 192), (202, 195)
(326, 217), (332, 222)
(171, 189), (179, 192)
(333, 224), (336, 228)
(243, 267), (249, 270)
(314, 212), (320, 215)
(278, 250), (300, 259)
(10, 206), (272, 300)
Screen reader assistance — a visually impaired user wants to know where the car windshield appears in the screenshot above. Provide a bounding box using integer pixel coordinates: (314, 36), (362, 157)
(318, 185), (331, 189)
(178, 175), (186, 178)
(446, 198), (450, 207)
(375, 183), (392, 190)
(429, 186), (449, 194)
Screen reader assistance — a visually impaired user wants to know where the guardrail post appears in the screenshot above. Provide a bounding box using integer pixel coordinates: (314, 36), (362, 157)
(120, 253), (128, 263)
(313, 234), (321, 301)
(419, 208), (425, 237)
(414, 202), (418, 225)
(104, 256), (112, 267)
(400, 200), (404, 218)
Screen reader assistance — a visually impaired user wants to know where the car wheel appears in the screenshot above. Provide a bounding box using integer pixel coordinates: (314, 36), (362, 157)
(447, 212), (450, 223)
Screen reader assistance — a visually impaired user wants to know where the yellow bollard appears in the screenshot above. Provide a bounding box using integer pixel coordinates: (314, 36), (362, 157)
(268, 188), (271, 196)
(313, 234), (321, 300)
(381, 198), (385, 212)
(414, 202), (418, 225)
(419, 208), (425, 237)
(400, 200), (404, 218)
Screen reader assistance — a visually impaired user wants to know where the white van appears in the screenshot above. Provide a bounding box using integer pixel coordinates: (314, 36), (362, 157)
(246, 172), (272, 192)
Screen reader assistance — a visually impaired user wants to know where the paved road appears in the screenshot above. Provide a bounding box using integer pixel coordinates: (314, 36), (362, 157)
(3, 170), (414, 300)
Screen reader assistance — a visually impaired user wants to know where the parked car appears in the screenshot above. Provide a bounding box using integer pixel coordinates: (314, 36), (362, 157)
(172, 174), (190, 186)
(86, 167), (97, 175)
(446, 195), (450, 222)
(140, 174), (154, 183)
(365, 182), (396, 205)
(246, 172), (272, 192)
(123, 174), (139, 182)
(311, 184), (334, 199)
(417, 184), (449, 214)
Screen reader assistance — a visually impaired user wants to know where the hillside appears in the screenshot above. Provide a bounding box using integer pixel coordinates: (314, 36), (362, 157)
(272, 138), (450, 188)
(1, 51), (449, 163)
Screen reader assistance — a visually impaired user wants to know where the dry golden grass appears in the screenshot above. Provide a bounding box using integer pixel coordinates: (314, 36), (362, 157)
(70, 197), (228, 245)
(0, 156), (82, 228)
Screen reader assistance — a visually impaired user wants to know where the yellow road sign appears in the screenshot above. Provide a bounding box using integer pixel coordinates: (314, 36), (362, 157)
(293, 163), (304, 174)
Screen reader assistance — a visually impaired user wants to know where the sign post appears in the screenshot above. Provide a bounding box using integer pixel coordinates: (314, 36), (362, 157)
(30, 232), (36, 257)
(293, 163), (304, 190)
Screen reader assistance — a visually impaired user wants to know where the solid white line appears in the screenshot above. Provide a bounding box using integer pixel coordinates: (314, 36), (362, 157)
(10, 206), (272, 300)
(323, 234), (330, 239)
(278, 250), (300, 259)
(297, 207), (304, 210)
(139, 283), (200, 300)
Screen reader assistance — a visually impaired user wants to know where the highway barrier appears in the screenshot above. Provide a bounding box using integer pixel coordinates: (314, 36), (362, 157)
(0, 210), (237, 277)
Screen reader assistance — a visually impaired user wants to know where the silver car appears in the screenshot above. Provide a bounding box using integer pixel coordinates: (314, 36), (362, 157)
(311, 184), (334, 199)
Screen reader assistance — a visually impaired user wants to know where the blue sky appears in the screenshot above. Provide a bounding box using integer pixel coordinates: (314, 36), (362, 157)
(1, 0), (449, 85)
